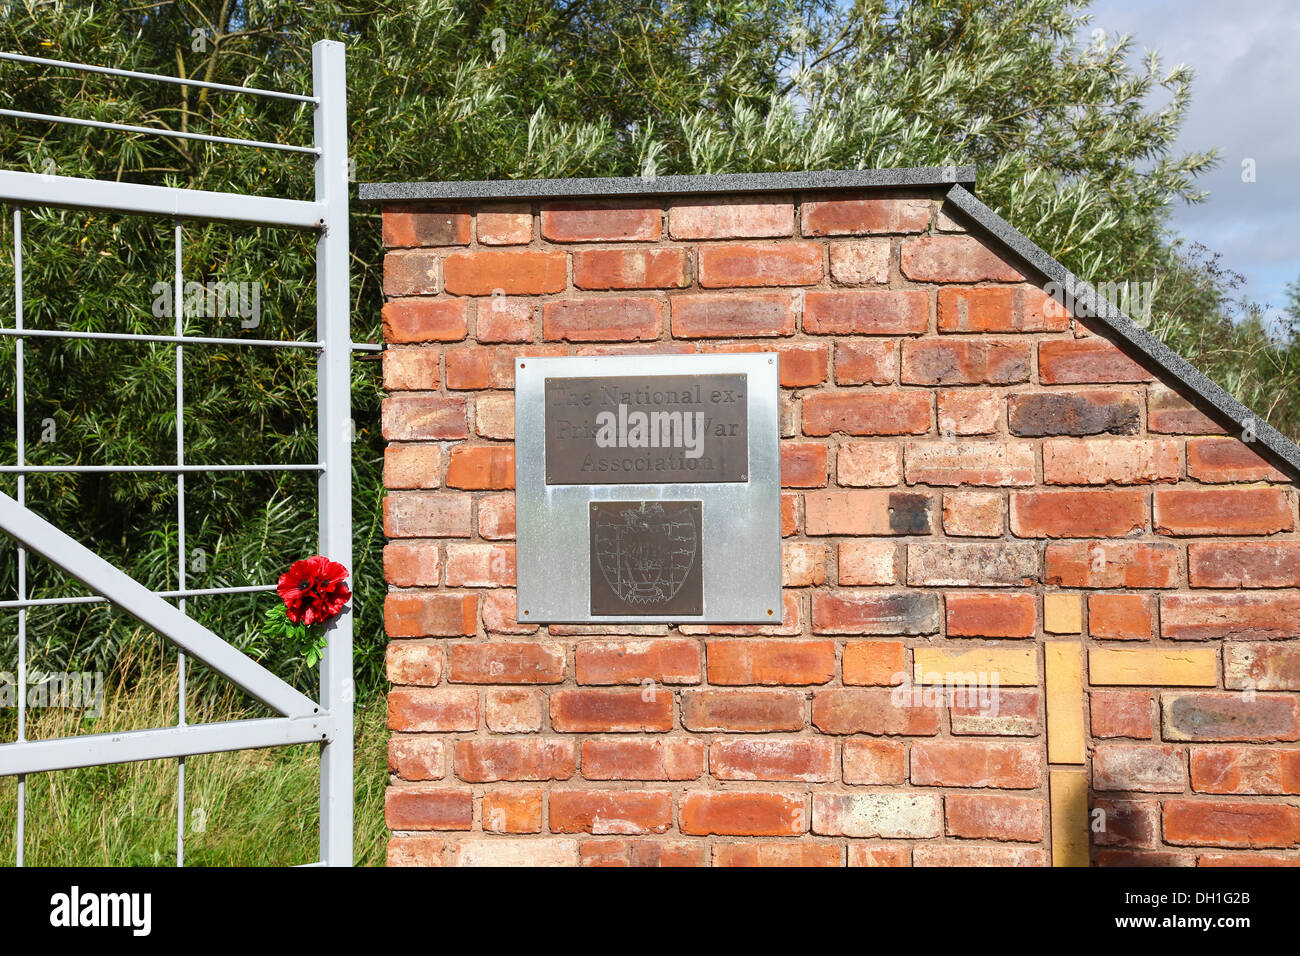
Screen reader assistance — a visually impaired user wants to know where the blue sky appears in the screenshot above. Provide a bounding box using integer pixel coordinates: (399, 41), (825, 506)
(1087, 0), (1300, 326)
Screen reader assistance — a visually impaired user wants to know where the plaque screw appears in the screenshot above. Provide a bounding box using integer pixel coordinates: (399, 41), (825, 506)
(767, 609), (774, 616)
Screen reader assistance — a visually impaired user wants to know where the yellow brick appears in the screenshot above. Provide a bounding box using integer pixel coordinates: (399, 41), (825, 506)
(1045, 642), (1085, 764)
(1044, 594), (1082, 634)
(913, 647), (1038, 686)
(1050, 769), (1089, 867)
(1089, 647), (1217, 686)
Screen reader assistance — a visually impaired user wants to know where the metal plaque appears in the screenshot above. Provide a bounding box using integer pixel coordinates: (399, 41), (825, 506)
(515, 353), (781, 624)
(544, 374), (748, 484)
(589, 500), (703, 616)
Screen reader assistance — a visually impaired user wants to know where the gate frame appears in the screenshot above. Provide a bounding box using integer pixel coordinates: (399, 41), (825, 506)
(0, 39), (358, 867)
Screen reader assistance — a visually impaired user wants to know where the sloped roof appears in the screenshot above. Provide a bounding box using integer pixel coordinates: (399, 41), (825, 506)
(360, 167), (1300, 479)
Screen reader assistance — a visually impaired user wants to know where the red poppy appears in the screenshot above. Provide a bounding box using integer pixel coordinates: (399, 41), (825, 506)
(277, 556), (351, 626)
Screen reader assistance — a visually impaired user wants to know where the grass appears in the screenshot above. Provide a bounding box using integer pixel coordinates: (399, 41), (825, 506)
(0, 645), (388, 866)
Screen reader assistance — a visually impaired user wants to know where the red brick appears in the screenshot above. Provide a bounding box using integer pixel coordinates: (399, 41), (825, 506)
(543, 296), (662, 342)
(386, 641), (443, 686)
(914, 845), (1048, 866)
(382, 298), (468, 343)
(575, 638), (701, 685)
(549, 790), (673, 834)
(1095, 849), (1192, 867)
(388, 736), (446, 781)
(1225, 643), (1300, 691)
(904, 441), (1035, 486)
(835, 441), (901, 487)
(383, 348), (440, 390)
(454, 739), (576, 782)
(475, 393), (514, 439)
(910, 740), (1043, 789)
(385, 786), (473, 831)
(714, 843), (841, 867)
(838, 541), (898, 587)
(669, 198), (793, 238)
(941, 490), (1003, 537)
(476, 204), (532, 245)
(445, 345), (531, 389)
(1197, 852), (1300, 867)
(706, 639), (834, 686)
(387, 687), (478, 732)
(485, 688), (543, 732)
(1163, 800), (1300, 848)
(482, 590), (534, 636)
(937, 390), (1001, 435)
(573, 248), (689, 290)
(1008, 389), (1141, 436)
(842, 641), (905, 685)
(710, 738), (836, 782)
(483, 790), (543, 833)
(1092, 798), (1159, 848)
(802, 196), (931, 236)
(386, 835), (447, 866)
(803, 289), (928, 335)
(781, 442), (828, 487)
(449, 640), (562, 683)
(383, 249), (440, 296)
(670, 292), (797, 337)
(814, 793), (941, 839)
(946, 592), (1036, 638)
(1044, 541), (1178, 588)
(812, 688), (941, 735)
(1093, 744), (1186, 792)
(1191, 747), (1300, 795)
(772, 342), (828, 386)
(444, 543), (516, 587)
(899, 236), (1023, 282)
(540, 202), (660, 242)
(829, 240), (890, 284)
(806, 489), (935, 536)
(680, 689), (804, 732)
(451, 838), (578, 866)
(581, 739), (705, 781)
(1187, 437), (1287, 482)
(950, 690), (1041, 736)
(1043, 438), (1180, 485)
(579, 839), (707, 867)
(842, 739), (907, 784)
(945, 793), (1044, 842)
(1089, 593), (1154, 641)
(802, 392), (930, 436)
(1161, 692), (1300, 742)
(906, 541), (1037, 586)
(847, 845), (911, 867)
(679, 792), (805, 837)
(476, 298), (534, 342)
(383, 444), (442, 489)
(1148, 384), (1229, 435)
(702, 239), (821, 287)
(781, 492), (800, 536)
(901, 339), (1030, 385)
(383, 204), (470, 248)
(478, 494), (516, 540)
(444, 249), (566, 296)
(1154, 487), (1293, 536)
(1161, 593), (1300, 642)
(783, 542), (828, 586)
(937, 285), (1067, 333)
(1190, 542), (1300, 588)
(1091, 690), (1152, 738)
(549, 688), (674, 732)
(382, 394), (468, 440)
(445, 445), (515, 490)
(382, 491), (472, 538)
(1039, 338), (1156, 384)
(1009, 489), (1146, 537)
(384, 542), (441, 587)
(812, 590), (940, 635)
(384, 592), (477, 638)
(834, 341), (897, 385)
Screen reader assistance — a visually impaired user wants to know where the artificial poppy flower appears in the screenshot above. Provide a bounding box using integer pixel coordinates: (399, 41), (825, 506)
(277, 555), (351, 626)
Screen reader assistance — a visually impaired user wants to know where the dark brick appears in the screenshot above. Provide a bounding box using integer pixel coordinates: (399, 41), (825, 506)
(1007, 390), (1141, 437)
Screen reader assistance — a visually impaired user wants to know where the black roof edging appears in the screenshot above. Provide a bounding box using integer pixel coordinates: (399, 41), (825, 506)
(357, 166), (977, 203)
(943, 183), (1300, 480)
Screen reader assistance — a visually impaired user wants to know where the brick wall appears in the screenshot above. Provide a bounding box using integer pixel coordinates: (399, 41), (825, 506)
(376, 184), (1300, 867)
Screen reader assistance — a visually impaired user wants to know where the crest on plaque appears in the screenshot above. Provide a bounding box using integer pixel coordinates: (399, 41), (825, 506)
(589, 501), (702, 616)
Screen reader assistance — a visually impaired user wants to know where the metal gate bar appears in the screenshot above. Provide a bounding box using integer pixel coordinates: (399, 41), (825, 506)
(0, 39), (358, 866)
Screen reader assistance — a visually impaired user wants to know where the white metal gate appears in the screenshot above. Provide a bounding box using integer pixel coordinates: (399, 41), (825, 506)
(0, 40), (361, 866)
